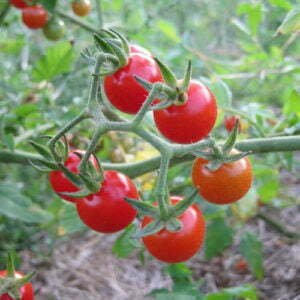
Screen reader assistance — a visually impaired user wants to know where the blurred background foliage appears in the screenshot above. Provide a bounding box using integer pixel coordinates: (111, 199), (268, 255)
(0, 0), (299, 297)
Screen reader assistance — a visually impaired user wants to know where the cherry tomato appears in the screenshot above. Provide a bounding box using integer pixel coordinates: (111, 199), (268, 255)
(76, 170), (139, 233)
(104, 45), (163, 114)
(43, 18), (65, 41)
(49, 151), (98, 203)
(71, 0), (91, 17)
(10, 0), (31, 9)
(192, 153), (253, 205)
(224, 115), (241, 132)
(142, 196), (206, 263)
(0, 271), (34, 300)
(22, 5), (48, 30)
(153, 80), (217, 144)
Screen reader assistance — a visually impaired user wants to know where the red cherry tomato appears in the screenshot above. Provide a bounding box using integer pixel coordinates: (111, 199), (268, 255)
(10, 0), (31, 9)
(192, 153), (253, 205)
(224, 115), (241, 132)
(22, 5), (48, 30)
(0, 271), (34, 300)
(49, 151), (98, 203)
(76, 170), (139, 233)
(153, 80), (217, 144)
(142, 196), (206, 263)
(104, 45), (163, 114)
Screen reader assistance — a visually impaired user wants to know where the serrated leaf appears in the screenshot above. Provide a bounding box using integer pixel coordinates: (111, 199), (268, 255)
(112, 224), (140, 258)
(240, 232), (264, 279)
(276, 7), (300, 34)
(32, 42), (75, 82)
(0, 183), (53, 223)
(205, 218), (233, 260)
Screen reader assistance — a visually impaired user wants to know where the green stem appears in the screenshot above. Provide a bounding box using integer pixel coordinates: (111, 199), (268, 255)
(95, 0), (103, 28)
(0, 2), (10, 26)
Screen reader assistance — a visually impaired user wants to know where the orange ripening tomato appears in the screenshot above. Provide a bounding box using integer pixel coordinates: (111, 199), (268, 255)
(192, 153), (253, 205)
(71, 0), (91, 17)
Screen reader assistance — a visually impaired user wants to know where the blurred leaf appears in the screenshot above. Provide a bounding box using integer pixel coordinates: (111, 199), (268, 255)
(32, 42), (75, 82)
(276, 7), (300, 34)
(205, 284), (257, 300)
(13, 104), (38, 118)
(0, 183), (52, 223)
(39, 0), (57, 11)
(283, 90), (300, 117)
(156, 20), (181, 43)
(112, 224), (140, 258)
(231, 18), (251, 36)
(268, 0), (292, 10)
(240, 232), (264, 279)
(2, 133), (14, 151)
(205, 217), (233, 260)
(0, 37), (25, 54)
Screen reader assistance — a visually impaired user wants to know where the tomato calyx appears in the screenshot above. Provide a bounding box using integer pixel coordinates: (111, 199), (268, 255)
(125, 189), (199, 238)
(192, 119), (251, 170)
(29, 136), (103, 197)
(0, 254), (35, 300)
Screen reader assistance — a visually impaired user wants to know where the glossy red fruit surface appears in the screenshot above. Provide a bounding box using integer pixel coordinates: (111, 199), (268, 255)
(10, 0), (31, 9)
(22, 5), (48, 29)
(153, 80), (217, 144)
(76, 170), (139, 233)
(142, 196), (206, 263)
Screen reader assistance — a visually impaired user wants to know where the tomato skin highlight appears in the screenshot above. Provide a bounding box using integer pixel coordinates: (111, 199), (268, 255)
(76, 171), (139, 233)
(0, 271), (34, 300)
(153, 80), (217, 144)
(10, 0), (31, 9)
(104, 45), (163, 114)
(49, 151), (98, 203)
(71, 0), (91, 17)
(22, 5), (48, 30)
(142, 197), (206, 263)
(192, 155), (253, 205)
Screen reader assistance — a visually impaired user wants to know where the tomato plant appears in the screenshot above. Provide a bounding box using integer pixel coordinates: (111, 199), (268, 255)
(22, 5), (48, 30)
(142, 196), (206, 263)
(71, 0), (91, 17)
(192, 154), (253, 204)
(104, 45), (163, 114)
(9, 0), (31, 9)
(43, 18), (65, 41)
(49, 151), (98, 203)
(76, 170), (139, 233)
(0, 271), (34, 300)
(153, 80), (217, 144)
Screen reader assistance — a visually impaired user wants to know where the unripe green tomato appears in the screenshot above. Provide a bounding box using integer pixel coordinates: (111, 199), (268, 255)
(43, 18), (65, 41)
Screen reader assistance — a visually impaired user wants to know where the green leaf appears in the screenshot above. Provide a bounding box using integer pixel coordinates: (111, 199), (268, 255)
(3, 133), (14, 151)
(240, 232), (264, 279)
(13, 104), (38, 118)
(39, 0), (57, 12)
(205, 218), (233, 260)
(276, 7), (300, 35)
(32, 42), (75, 82)
(283, 90), (300, 117)
(112, 224), (140, 258)
(0, 183), (53, 223)
(0, 37), (25, 54)
(156, 20), (181, 43)
(268, 0), (292, 10)
(205, 284), (257, 300)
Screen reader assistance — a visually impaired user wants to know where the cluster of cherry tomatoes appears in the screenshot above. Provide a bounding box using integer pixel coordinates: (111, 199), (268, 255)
(10, 0), (91, 41)
(47, 44), (253, 264)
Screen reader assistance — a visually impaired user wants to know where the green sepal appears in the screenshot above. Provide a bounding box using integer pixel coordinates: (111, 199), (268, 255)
(59, 188), (93, 199)
(133, 219), (164, 238)
(78, 172), (100, 193)
(222, 151), (252, 163)
(150, 99), (173, 111)
(169, 189), (198, 218)
(154, 57), (177, 88)
(222, 119), (239, 154)
(29, 140), (52, 160)
(165, 217), (182, 232)
(29, 159), (58, 171)
(58, 163), (82, 186)
(191, 150), (215, 160)
(180, 60), (192, 92)
(107, 29), (130, 56)
(205, 160), (223, 171)
(104, 38), (128, 67)
(6, 253), (15, 277)
(124, 198), (159, 218)
(94, 34), (115, 56)
(81, 47), (96, 64)
(134, 75), (153, 92)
